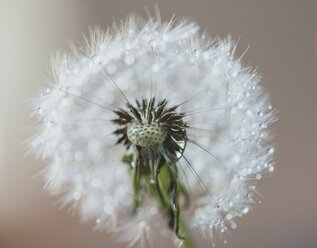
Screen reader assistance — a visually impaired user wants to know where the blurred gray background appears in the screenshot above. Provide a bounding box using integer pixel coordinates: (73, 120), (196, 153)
(0, 0), (316, 247)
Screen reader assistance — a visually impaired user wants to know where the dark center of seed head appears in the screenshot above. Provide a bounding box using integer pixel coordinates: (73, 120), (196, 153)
(112, 98), (187, 158)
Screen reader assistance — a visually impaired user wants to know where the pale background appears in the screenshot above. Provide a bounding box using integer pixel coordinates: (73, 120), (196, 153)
(0, 0), (316, 248)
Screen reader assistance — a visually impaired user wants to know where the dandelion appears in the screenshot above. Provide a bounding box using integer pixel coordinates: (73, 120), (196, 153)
(28, 14), (276, 248)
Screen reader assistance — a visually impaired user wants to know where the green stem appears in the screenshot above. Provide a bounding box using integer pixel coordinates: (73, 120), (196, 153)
(157, 163), (197, 248)
(122, 153), (197, 248)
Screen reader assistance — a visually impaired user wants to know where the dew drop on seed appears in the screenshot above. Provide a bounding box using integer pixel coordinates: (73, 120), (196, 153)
(269, 165), (275, 172)
(148, 39), (157, 48)
(175, 239), (184, 248)
(266, 146), (274, 154)
(150, 207), (158, 215)
(139, 221), (147, 229)
(73, 191), (81, 200)
(152, 64), (160, 72)
(125, 43), (131, 50)
(249, 185), (256, 191)
(231, 223), (237, 229)
(36, 107), (43, 114)
(256, 174), (262, 180)
(242, 206), (249, 214)
(226, 214), (232, 220)
(125, 55), (134, 65)
(232, 154), (240, 164)
(92, 55), (101, 64)
(246, 109), (252, 116)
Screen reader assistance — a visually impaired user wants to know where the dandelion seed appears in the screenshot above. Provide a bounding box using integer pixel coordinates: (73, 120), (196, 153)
(28, 14), (276, 247)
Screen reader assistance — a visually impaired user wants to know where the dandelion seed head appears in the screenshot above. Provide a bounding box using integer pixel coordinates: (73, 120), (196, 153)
(29, 14), (276, 247)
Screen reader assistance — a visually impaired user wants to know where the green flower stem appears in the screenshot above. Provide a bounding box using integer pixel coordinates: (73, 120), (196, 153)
(157, 163), (197, 248)
(123, 153), (197, 248)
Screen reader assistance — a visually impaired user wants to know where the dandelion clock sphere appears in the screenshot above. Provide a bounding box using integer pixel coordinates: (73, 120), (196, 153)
(29, 15), (276, 247)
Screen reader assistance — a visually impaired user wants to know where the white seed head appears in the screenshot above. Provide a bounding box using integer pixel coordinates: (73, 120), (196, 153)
(28, 14), (277, 247)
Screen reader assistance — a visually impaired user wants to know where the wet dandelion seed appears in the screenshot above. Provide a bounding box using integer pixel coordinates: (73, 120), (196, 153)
(28, 13), (276, 248)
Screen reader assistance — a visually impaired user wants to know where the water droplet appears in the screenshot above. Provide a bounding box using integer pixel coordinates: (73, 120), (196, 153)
(203, 52), (210, 60)
(36, 107), (43, 114)
(92, 55), (101, 64)
(231, 223), (237, 229)
(259, 123), (267, 129)
(139, 220), (146, 228)
(237, 102), (244, 109)
(152, 64), (160, 72)
(176, 239), (184, 248)
(224, 240), (228, 244)
(73, 191), (81, 200)
(256, 174), (262, 180)
(150, 207), (158, 215)
(125, 43), (131, 50)
(148, 39), (157, 48)
(242, 206), (249, 214)
(226, 214), (232, 220)
(125, 55), (134, 65)
(162, 34), (168, 41)
(266, 146), (274, 154)
(96, 218), (101, 224)
(269, 165), (275, 172)
(246, 109), (252, 116)
(249, 185), (256, 191)
(232, 154), (240, 164)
